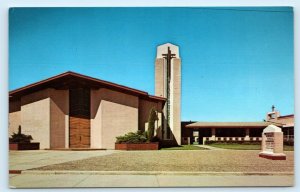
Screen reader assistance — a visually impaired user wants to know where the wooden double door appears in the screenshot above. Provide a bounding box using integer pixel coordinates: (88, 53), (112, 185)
(69, 88), (90, 148)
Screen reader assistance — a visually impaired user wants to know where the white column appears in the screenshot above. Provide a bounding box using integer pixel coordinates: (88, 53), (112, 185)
(211, 128), (216, 141)
(65, 114), (69, 148)
(245, 128), (250, 141)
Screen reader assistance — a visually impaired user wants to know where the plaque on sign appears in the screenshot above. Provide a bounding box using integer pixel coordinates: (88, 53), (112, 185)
(259, 125), (286, 160)
(265, 132), (274, 152)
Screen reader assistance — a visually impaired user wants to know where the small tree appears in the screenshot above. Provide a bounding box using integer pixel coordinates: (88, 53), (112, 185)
(9, 126), (33, 143)
(147, 108), (157, 142)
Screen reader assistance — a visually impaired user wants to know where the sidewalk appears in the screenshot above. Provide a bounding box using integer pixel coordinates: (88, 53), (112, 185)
(9, 150), (115, 171)
(9, 173), (294, 188)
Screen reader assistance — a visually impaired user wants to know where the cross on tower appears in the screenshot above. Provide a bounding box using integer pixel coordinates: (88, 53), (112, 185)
(162, 47), (176, 82)
(161, 47), (176, 137)
(272, 105), (275, 112)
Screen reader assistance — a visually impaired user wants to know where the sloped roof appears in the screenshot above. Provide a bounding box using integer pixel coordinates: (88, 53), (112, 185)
(185, 121), (283, 129)
(278, 114), (294, 119)
(9, 71), (166, 103)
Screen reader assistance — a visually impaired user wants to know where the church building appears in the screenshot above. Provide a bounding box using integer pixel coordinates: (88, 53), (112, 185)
(9, 43), (181, 149)
(9, 71), (167, 149)
(9, 43), (293, 149)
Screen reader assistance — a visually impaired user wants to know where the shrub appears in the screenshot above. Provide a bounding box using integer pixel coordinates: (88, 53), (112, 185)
(147, 108), (157, 142)
(150, 136), (160, 142)
(116, 130), (148, 144)
(9, 126), (33, 143)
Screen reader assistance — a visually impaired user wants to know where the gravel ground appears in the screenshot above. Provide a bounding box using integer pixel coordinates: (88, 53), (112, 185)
(33, 150), (294, 173)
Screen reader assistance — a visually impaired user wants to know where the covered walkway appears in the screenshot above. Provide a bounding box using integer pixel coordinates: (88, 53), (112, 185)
(182, 121), (282, 145)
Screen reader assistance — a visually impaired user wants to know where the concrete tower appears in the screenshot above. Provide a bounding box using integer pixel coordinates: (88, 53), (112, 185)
(155, 43), (181, 145)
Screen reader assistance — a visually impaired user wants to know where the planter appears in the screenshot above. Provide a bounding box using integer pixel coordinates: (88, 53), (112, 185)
(9, 142), (40, 150)
(115, 142), (159, 150)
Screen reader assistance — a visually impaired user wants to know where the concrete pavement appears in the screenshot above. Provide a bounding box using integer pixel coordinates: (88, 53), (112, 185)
(9, 150), (294, 188)
(9, 150), (116, 170)
(9, 174), (294, 188)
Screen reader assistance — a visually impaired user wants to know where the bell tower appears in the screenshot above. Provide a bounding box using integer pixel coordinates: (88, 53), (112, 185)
(155, 43), (181, 145)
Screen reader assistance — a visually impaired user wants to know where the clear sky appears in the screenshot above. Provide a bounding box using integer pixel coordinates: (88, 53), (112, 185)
(9, 7), (294, 122)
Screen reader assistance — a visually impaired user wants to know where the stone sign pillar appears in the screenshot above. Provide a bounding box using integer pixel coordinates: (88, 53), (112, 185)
(259, 125), (286, 160)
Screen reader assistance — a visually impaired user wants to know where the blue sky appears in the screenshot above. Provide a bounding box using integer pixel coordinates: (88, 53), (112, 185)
(9, 7), (294, 122)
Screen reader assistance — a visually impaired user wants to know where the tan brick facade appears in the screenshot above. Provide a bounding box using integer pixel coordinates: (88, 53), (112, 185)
(20, 89), (51, 149)
(9, 88), (70, 149)
(90, 88), (164, 149)
(9, 67), (165, 150)
(91, 88), (139, 149)
(138, 99), (163, 137)
(49, 89), (69, 149)
(8, 100), (21, 137)
(155, 58), (165, 97)
(171, 58), (181, 144)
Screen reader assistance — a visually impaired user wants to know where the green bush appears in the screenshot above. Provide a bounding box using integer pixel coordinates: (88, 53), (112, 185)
(147, 108), (157, 142)
(116, 130), (148, 144)
(150, 136), (160, 142)
(9, 126), (33, 143)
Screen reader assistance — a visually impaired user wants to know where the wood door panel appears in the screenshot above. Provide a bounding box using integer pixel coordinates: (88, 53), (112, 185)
(69, 88), (90, 148)
(69, 116), (90, 148)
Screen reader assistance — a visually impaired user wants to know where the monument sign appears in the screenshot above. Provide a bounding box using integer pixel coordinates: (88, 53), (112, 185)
(259, 124), (286, 160)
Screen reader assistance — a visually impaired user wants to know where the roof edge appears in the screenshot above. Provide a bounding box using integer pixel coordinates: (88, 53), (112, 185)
(9, 71), (166, 103)
(278, 114), (294, 118)
(186, 121), (283, 128)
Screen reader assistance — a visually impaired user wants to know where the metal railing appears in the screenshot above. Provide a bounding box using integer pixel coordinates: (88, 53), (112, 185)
(204, 137), (262, 142)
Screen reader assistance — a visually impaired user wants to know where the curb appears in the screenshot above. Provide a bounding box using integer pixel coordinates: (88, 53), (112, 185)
(20, 170), (294, 176)
(9, 170), (22, 174)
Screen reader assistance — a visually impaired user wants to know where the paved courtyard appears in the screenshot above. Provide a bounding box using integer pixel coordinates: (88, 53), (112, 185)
(9, 149), (294, 188)
(9, 150), (115, 170)
(32, 150), (294, 173)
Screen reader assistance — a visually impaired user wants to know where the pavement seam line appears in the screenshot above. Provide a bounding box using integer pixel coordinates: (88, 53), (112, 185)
(20, 170), (294, 176)
(72, 175), (90, 187)
(155, 175), (161, 187)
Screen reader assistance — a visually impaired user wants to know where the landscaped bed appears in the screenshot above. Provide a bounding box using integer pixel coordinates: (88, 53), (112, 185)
(115, 142), (159, 150)
(114, 108), (161, 150)
(207, 143), (294, 151)
(9, 126), (40, 150)
(9, 142), (40, 150)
